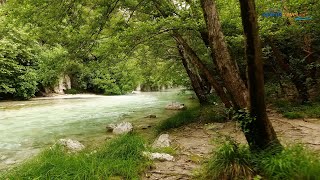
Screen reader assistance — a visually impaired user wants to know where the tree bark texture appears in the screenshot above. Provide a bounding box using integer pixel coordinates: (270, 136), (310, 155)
(239, 0), (281, 150)
(200, 0), (249, 109)
(178, 45), (210, 105)
(173, 32), (233, 108)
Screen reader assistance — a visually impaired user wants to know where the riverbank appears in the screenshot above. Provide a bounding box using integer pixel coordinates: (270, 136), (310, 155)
(1, 104), (320, 179)
(0, 90), (195, 171)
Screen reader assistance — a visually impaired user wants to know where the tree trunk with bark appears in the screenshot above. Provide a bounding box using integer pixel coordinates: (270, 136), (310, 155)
(173, 32), (233, 108)
(238, 0), (281, 150)
(178, 45), (210, 105)
(200, 0), (249, 109)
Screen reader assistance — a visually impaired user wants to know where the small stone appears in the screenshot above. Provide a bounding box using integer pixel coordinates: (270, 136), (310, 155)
(165, 102), (186, 110)
(106, 123), (116, 132)
(153, 134), (171, 148)
(144, 114), (157, 118)
(0, 155), (7, 161)
(58, 139), (85, 152)
(4, 159), (16, 165)
(143, 152), (175, 161)
(113, 122), (133, 134)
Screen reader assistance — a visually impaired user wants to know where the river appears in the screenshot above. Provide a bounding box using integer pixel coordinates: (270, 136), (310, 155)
(0, 90), (192, 170)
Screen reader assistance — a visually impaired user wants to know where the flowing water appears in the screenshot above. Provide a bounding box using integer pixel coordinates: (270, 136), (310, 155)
(0, 90), (192, 170)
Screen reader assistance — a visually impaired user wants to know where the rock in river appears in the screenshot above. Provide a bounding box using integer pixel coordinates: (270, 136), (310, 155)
(165, 102), (186, 110)
(113, 122), (133, 134)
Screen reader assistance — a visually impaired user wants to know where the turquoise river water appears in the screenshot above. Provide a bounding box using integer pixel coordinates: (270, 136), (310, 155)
(0, 90), (192, 170)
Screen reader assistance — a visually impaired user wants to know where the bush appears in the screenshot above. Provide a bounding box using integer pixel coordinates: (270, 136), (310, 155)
(1, 133), (149, 180)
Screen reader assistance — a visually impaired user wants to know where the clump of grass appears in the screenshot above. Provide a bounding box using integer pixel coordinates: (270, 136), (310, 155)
(203, 141), (255, 180)
(258, 145), (320, 180)
(1, 133), (149, 180)
(156, 107), (200, 133)
(202, 141), (320, 180)
(283, 112), (304, 119)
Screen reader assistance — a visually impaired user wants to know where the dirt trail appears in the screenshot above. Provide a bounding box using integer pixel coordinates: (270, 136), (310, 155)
(143, 112), (320, 180)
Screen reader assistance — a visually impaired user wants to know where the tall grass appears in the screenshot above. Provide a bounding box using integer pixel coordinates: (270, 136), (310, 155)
(203, 141), (255, 180)
(203, 141), (320, 180)
(1, 133), (149, 180)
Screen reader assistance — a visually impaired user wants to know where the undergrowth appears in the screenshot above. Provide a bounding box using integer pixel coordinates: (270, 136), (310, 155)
(274, 99), (320, 119)
(156, 107), (201, 133)
(1, 133), (149, 180)
(157, 105), (226, 133)
(202, 140), (320, 180)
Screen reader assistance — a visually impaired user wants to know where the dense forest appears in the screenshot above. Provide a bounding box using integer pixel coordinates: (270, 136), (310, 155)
(1, 0), (320, 179)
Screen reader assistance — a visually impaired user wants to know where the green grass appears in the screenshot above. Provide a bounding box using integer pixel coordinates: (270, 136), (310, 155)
(1, 133), (149, 180)
(273, 99), (320, 118)
(156, 107), (201, 133)
(258, 145), (320, 180)
(283, 112), (304, 119)
(202, 140), (320, 180)
(203, 141), (255, 180)
(156, 105), (227, 133)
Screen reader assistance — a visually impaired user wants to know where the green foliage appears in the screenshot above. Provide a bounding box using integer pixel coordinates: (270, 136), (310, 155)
(0, 27), (40, 100)
(2, 133), (149, 179)
(274, 99), (320, 118)
(257, 145), (320, 180)
(198, 105), (227, 123)
(156, 107), (200, 133)
(203, 141), (320, 180)
(233, 109), (256, 134)
(283, 112), (304, 119)
(203, 141), (255, 180)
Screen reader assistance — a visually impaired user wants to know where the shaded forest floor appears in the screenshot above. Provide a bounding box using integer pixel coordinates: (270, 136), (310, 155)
(143, 110), (320, 180)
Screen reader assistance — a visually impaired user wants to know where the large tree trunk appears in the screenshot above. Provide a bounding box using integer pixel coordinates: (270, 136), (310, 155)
(173, 32), (233, 108)
(178, 45), (209, 105)
(200, 0), (249, 109)
(238, 0), (281, 150)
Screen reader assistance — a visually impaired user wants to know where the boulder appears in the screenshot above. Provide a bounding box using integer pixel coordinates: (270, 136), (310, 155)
(153, 134), (171, 148)
(113, 122), (133, 134)
(165, 102), (186, 110)
(143, 152), (175, 161)
(58, 139), (85, 152)
(106, 123), (116, 132)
